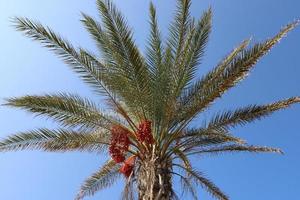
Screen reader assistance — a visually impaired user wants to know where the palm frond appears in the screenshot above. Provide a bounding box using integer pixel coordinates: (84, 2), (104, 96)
(147, 2), (164, 125)
(174, 149), (192, 170)
(0, 129), (109, 153)
(156, 43), (177, 138)
(82, 45), (140, 130)
(208, 97), (300, 130)
(171, 191), (181, 200)
(190, 171), (228, 200)
(175, 7), (212, 93)
(147, 2), (163, 76)
(96, 0), (151, 119)
(121, 174), (136, 200)
(164, 126), (244, 157)
(175, 20), (299, 129)
(181, 128), (244, 143)
(211, 39), (251, 77)
(173, 151), (198, 200)
(186, 144), (283, 156)
(13, 17), (136, 127)
(81, 13), (141, 121)
(180, 175), (198, 200)
(12, 17), (112, 95)
(147, 3), (168, 131)
(80, 12), (107, 54)
(172, 39), (250, 129)
(163, 10), (212, 133)
(174, 164), (229, 200)
(171, 171), (198, 200)
(13, 17), (136, 124)
(4, 93), (116, 130)
(168, 0), (192, 65)
(165, 0), (194, 122)
(76, 159), (120, 200)
(172, 128), (245, 155)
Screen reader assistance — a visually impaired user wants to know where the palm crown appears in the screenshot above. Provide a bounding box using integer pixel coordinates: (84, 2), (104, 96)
(1, 0), (299, 199)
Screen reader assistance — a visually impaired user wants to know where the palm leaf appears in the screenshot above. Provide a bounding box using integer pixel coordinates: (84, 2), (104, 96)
(13, 17), (136, 125)
(121, 174), (136, 200)
(0, 129), (109, 153)
(190, 171), (228, 200)
(186, 144), (283, 156)
(180, 175), (198, 200)
(171, 171), (198, 200)
(147, 2), (168, 131)
(172, 39), (250, 129)
(174, 164), (228, 200)
(13, 17), (136, 123)
(162, 0), (194, 128)
(173, 150), (198, 200)
(80, 13), (144, 125)
(165, 127), (244, 157)
(168, 0), (192, 66)
(4, 93), (116, 130)
(175, 21), (299, 129)
(96, 0), (151, 119)
(12, 17), (112, 95)
(76, 159), (120, 199)
(174, 129), (244, 155)
(175, 7), (212, 93)
(208, 97), (300, 130)
(147, 2), (163, 75)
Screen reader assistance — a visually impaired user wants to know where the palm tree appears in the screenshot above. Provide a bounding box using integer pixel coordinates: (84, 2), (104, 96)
(1, 0), (299, 199)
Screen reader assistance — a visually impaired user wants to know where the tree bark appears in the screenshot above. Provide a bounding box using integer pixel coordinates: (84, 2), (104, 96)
(137, 156), (172, 200)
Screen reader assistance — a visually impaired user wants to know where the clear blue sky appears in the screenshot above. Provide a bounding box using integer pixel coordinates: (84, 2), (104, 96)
(0, 0), (299, 199)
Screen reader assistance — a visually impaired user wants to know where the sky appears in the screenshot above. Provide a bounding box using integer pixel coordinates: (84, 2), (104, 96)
(0, 0), (299, 199)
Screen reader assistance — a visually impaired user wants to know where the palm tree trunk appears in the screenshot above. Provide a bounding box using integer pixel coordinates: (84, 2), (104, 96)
(137, 156), (172, 200)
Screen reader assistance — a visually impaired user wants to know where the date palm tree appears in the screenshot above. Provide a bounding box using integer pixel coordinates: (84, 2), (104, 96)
(1, 0), (299, 199)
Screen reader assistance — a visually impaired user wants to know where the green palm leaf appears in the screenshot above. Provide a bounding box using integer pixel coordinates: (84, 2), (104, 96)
(5, 93), (116, 130)
(208, 97), (300, 130)
(186, 144), (283, 156)
(171, 171), (198, 200)
(174, 39), (250, 126)
(121, 174), (136, 200)
(12, 17), (110, 95)
(168, 0), (192, 67)
(176, 21), (299, 129)
(174, 164), (229, 200)
(0, 129), (109, 152)
(147, 3), (167, 129)
(167, 128), (245, 157)
(175, 7), (212, 93)
(80, 13), (142, 123)
(180, 175), (198, 200)
(96, 0), (151, 119)
(76, 159), (120, 200)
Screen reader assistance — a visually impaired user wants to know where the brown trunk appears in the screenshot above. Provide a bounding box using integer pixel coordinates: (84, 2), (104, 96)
(137, 155), (172, 200)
